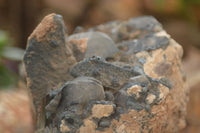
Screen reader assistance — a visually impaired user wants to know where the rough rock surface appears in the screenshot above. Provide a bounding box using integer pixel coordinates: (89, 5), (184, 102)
(23, 13), (76, 128)
(70, 55), (140, 91)
(23, 14), (188, 133)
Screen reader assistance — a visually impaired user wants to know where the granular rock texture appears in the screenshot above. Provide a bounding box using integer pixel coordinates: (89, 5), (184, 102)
(23, 13), (188, 133)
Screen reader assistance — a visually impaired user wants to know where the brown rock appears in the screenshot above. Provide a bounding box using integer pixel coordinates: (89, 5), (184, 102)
(0, 90), (34, 133)
(91, 104), (114, 119)
(127, 85), (143, 98)
(79, 119), (97, 133)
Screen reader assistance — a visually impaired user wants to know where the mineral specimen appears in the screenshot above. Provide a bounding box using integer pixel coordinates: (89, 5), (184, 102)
(23, 13), (188, 133)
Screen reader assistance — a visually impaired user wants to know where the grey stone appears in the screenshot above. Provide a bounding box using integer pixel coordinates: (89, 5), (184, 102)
(68, 32), (119, 61)
(70, 55), (140, 91)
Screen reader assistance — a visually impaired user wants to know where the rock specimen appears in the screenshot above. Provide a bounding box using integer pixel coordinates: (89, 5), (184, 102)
(23, 13), (188, 133)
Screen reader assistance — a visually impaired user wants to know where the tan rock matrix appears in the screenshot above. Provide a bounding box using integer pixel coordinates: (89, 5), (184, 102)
(23, 14), (188, 133)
